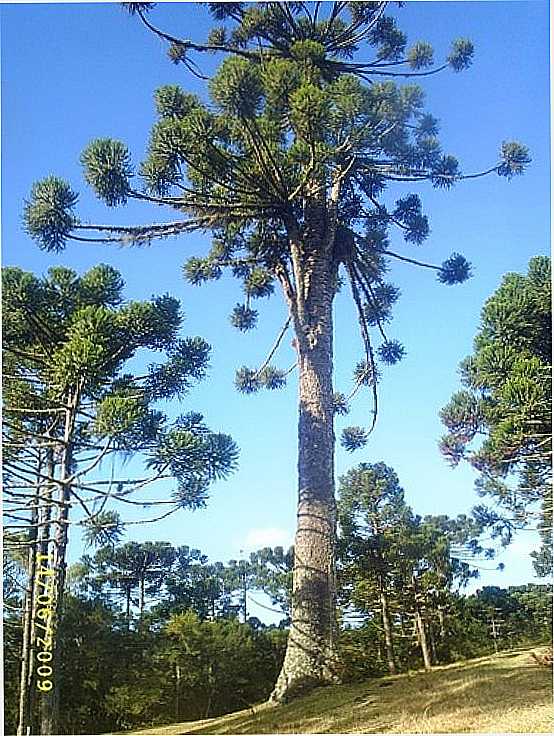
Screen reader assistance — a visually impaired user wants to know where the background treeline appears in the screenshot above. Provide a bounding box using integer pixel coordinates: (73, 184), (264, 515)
(4, 487), (552, 734)
(3, 256), (551, 735)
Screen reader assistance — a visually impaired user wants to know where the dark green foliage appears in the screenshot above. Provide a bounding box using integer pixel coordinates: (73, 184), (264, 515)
(164, 612), (286, 721)
(378, 339), (405, 365)
(234, 365), (262, 394)
(184, 257), (223, 285)
(80, 139), (133, 206)
(363, 283), (400, 326)
(440, 257), (552, 575)
(498, 141), (531, 178)
(447, 38), (474, 71)
(354, 359), (380, 386)
(146, 337), (211, 399)
(147, 414), (238, 508)
(78, 263), (124, 306)
(408, 41), (434, 70)
(2, 609), (22, 735)
(210, 56), (263, 116)
(249, 546), (294, 615)
(341, 426), (369, 452)
(333, 392), (350, 416)
(230, 303), (258, 331)
(438, 253), (472, 285)
(82, 511), (124, 548)
(244, 268), (274, 299)
(339, 624), (389, 681)
(337, 462), (497, 670)
(4, 263), (238, 509)
(123, 3), (155, 16)
(23, 2), (530, 461)
(259, 365), (287, 390)
(23, 177), (78, 252)
(208, 3), (246, 22)
(155, 85), (199, 119)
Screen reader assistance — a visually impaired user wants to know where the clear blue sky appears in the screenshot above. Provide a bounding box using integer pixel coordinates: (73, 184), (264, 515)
(1, 1), (550, 619)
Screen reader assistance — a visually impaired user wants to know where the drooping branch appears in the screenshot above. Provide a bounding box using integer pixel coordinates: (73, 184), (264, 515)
(345, 262), (379, 434)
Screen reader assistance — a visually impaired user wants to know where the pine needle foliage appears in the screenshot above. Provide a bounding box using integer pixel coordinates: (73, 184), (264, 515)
(440, 257), (552, 575)
(23, 5), (529, 444)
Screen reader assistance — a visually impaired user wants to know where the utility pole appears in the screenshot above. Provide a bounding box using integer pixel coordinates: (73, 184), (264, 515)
(239, 550), (247, 623)
(488, 607), (504, 654)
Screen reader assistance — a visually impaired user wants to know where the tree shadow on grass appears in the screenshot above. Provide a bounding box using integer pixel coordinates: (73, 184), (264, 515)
(176, 653), (552, 735)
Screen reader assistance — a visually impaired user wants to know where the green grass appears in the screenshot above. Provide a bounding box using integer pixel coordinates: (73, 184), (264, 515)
(120, 647), (553, 734)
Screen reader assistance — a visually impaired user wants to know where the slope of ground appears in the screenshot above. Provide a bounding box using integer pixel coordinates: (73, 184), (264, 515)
(122, 647), (553, 735)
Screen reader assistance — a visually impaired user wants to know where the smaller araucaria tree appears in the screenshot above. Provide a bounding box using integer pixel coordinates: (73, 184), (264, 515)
(338, 462), (411, 674)
(338, 462), (491, 671)
(3, 263), (238, 735)
(440, 256), (552, 575)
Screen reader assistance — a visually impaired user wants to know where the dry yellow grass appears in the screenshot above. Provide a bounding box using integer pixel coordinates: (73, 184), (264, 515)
(120, 647), (553, 735)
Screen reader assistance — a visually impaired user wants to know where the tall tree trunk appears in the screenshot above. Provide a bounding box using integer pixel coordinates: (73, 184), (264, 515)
(271, 233), (339, 701)
(414, 606), (431, 670)
(27, 446), (56, 735)
(411, 575), (431, 670)
(40, 392), (78, 735)
(413, 576), (432, 671)
(17, 462), (40, 736)
(379, 577), (397, 675)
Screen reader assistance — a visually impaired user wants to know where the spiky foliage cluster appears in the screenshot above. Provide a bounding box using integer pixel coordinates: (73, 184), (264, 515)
(440, 256), (551, 574)
(3, 264), (238, 515)
(24, 177), (79, 253)
(82, 511), (125, 548)
(234, 364), (287, 393)
(341, 426), (369, 452)
(23, 2), (529, 449)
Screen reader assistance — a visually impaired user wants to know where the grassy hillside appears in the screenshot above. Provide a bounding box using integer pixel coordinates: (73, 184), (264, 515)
(122, 647), (552, 735)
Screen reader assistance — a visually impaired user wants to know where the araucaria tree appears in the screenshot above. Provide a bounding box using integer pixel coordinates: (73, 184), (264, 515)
(24, 2), (529, 700)
(3, 264), (237, 734)
(440, 256), (551, 575)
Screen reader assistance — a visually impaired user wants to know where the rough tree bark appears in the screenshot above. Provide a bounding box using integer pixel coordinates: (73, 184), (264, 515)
(40, 390), (78, 735)
(271, 200), (340, 701)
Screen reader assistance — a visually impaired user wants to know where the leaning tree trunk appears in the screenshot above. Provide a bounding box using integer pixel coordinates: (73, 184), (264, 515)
(271, 219), (339, 701)
(413, 576), (432, 671)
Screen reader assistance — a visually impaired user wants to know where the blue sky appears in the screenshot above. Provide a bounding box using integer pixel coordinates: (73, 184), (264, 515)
(1, 1), (550, 620)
